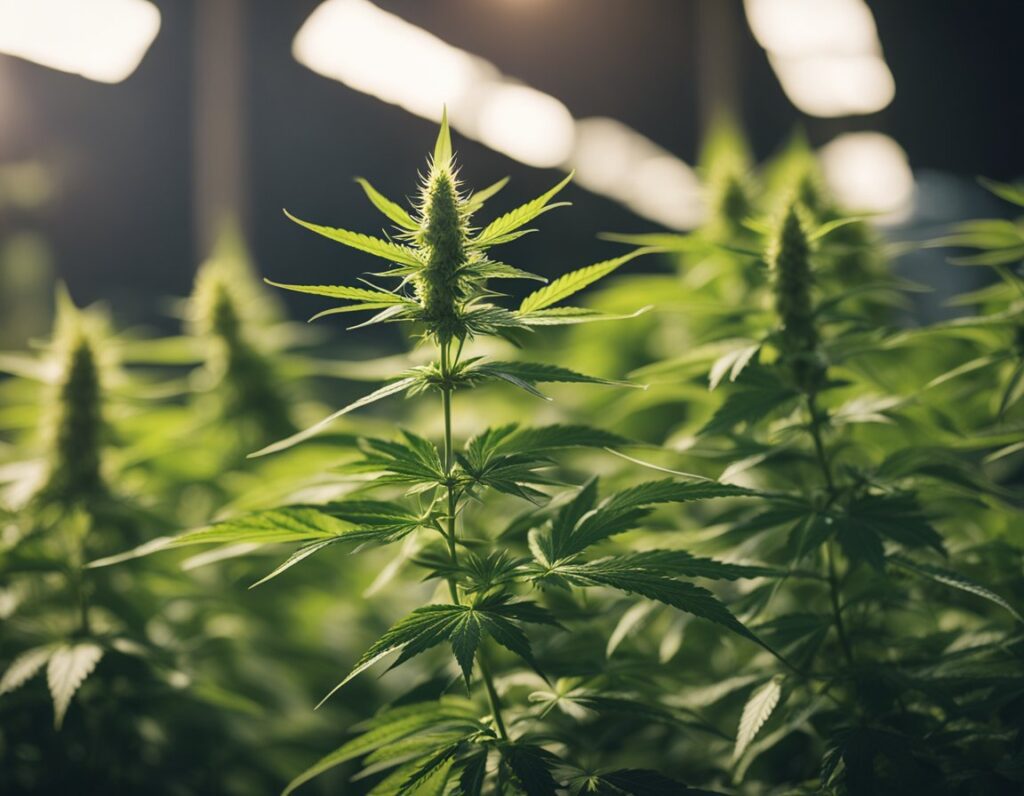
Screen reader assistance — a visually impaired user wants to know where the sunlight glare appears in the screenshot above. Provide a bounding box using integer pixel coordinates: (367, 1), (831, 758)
(571, 118), (703, 229)
(293, 0), (487, 122)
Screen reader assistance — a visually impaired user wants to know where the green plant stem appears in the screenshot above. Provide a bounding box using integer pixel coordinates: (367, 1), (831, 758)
(806, 393), (854, 666)
(479, 646), (510, 741)
(824, 542), (853, 665)
(76, 567), (91, 636)
(64, 527), (91, 636)
(440, 342), (460, 605)
(439, 339), (509, 738)
(806, 394), (835, 495)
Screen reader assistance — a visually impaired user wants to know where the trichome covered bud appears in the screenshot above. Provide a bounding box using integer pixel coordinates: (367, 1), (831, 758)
(416, 163), (469, 342)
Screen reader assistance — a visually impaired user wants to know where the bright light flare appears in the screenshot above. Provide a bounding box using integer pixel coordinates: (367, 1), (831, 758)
(293, 0), (490, 122)
(745, 0), (879, 57)
(628, 156), (704, 230)
(571, 118), (703, 229)
(770, 53), (895, 118)
(819, 132), (914, 222)
(0, 0), (160, 84)
(294, 0), (577, 169)
(295, 0), (703, 227)
(744, 0), (893, 117)
(475, 84), (575, 168)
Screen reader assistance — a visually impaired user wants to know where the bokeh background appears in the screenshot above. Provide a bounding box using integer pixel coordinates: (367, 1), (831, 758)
(2, 0), (1022, 348)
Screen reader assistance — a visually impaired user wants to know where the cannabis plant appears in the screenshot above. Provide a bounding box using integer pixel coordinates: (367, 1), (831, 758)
(188, 222), (298, 447)
(534, 118), (768, 445)
(103, 114), (793, 794)
(0, 290), (161, 788)
(124, 222), (367, 528)
(0, 290), (123, 726)
(118, 222), (302, 495)
(610, 197), (1024, 793)
(0, 290), (302, 794)
(918, 177), (1024, 430)
(562, 127), (902, 456)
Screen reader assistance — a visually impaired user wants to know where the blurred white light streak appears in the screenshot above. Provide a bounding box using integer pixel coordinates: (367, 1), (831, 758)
(570, 118), (703, 228)
(744, 0), (893, 118)
(294, 0), (703, 229)
(746, 0), (878, 57)
(770, 53), (895, 118)
(819, 132), (914, 223)
(293, 0), (489, 122)
(0, 0), (160, 84)
(476, 84), (575, 168)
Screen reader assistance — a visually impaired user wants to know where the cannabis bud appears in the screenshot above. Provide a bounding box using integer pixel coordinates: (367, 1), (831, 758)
(415, 159), (470, 343)
(709, 172), (753, 236)
(699, 115), (754, 237)
(40, 300), (105, 504)
(795, 172), (827, 218)
(769, 203), (823, 391)
(190, 227), (296, 443)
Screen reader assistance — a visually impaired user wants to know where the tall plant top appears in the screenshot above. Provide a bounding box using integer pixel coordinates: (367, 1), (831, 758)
(85, 112), (791, 795)
(254, 110), (656, 456)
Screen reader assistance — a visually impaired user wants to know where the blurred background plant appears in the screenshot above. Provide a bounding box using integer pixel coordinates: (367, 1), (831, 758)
(505, 122), (1024, 793)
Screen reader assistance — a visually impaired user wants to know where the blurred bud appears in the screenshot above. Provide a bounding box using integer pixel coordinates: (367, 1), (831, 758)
(769, 204), (824, 391)
(39, 290), (106, 504)
(189, 223), (295, 443)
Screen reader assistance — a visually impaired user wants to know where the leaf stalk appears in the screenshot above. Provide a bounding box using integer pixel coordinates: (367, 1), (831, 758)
(806, 392), (854, 666)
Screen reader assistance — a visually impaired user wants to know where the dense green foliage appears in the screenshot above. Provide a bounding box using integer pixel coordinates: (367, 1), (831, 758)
(1, 116), (1021, 795)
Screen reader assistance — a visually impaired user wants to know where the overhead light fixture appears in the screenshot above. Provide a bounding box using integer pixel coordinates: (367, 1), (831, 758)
(746, 0), (878, 58)
(294, 0), (703, 229)
(570, 118), (703, 229)
(819, 132), (914, 222)
(744, 0), (894, 118)
(294, 0), (575, 169)
(0, 0), (160, 84)
(769, 52), (895, 118)
(293, 0), (489, 122)
(475, 84), (575, 169)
